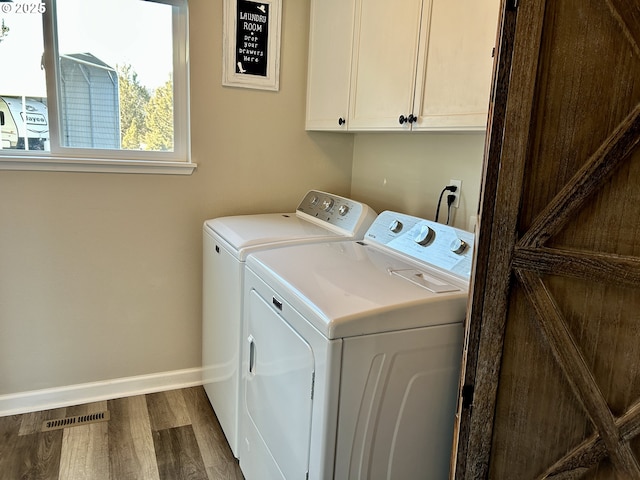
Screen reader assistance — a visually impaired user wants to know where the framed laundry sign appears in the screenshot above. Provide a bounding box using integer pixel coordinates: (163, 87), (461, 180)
(222, 0), (282, 91)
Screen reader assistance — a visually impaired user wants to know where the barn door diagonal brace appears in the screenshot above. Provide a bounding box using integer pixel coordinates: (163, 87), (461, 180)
(519, 103), (640, 249)
(539, 399), (640, 478)
(605, 0), (640, 59)
(515, 268), (640, 477)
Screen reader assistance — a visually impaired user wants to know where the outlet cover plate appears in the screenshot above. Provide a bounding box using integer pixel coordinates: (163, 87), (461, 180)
(449, 179), (462, 208)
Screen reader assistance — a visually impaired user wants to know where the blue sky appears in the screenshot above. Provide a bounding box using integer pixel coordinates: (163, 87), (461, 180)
(0, 0), (173, 97)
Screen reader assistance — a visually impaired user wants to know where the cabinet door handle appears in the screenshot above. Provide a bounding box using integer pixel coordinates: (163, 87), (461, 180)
(338, 117), (346, 126)
(399, 114), (416, 125)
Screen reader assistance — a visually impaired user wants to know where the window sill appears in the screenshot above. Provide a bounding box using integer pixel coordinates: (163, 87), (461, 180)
(0, 155), (197, 175)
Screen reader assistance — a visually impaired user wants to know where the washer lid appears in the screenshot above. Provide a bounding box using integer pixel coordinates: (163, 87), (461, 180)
(246, 241), (469, 339)
(204, 213), (343, 260)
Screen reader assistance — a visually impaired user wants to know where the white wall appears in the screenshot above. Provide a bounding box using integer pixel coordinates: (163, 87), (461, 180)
(351, 132), (486, 231)
(0, 0), (354, 397)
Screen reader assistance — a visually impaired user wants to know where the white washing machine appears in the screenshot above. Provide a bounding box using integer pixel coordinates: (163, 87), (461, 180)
(240, 211), (475, 480)
(202, 190), (376, 458)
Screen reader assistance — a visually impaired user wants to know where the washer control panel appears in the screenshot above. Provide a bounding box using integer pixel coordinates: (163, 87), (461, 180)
(363, 211), (475, 279)
(295, 190), (376, 236)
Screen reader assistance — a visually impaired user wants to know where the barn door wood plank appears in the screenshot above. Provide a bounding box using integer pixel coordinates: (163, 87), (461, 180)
(453, 0), (548, 477)
(515, 269), (640, 477)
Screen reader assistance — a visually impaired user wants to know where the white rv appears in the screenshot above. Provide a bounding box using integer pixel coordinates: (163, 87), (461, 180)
(0, 96), (50, 150)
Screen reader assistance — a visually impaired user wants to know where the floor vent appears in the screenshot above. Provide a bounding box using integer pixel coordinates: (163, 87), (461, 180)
(42, 411), (110, 432)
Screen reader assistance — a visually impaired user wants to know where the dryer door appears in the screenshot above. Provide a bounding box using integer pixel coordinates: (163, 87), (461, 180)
(241, 289), (315, 480)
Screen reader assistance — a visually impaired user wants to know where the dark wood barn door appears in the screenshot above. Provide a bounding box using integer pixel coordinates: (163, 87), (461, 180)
(454, 0), (640, 478)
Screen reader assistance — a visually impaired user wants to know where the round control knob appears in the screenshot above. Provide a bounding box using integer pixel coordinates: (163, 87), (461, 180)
(309, 195), (319, 206)
(321, 198), (334, 212)
(338, 205), (350, 216)
(389, 220), (403, 233)
(414, 225), (435, 246)
(450, 238), (468, 255)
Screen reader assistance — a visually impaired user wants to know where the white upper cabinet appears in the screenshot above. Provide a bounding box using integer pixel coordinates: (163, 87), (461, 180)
(413, 0), (501, 131)
(305, 0), (500, 132)
(305, 0), (356, 130)
(348, 0), (426, 131)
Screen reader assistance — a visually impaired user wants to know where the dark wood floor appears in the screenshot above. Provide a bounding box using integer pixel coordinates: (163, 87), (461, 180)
(0, 386), (244, 480)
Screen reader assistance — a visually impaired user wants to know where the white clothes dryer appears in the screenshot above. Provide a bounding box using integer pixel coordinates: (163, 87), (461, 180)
(202, 190), (376, 457)
(240, 211), (475, 480)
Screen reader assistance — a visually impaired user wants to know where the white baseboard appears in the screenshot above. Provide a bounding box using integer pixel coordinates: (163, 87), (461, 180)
(0, 367), (203, 417)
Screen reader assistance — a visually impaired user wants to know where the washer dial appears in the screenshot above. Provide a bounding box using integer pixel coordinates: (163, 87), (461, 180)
(389, 220), (403, 233)
(450, 238), (468, 255)
(414, 225), (435, 246)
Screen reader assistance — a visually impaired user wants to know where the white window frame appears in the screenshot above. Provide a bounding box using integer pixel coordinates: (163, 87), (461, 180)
(0, 0), (194, 175)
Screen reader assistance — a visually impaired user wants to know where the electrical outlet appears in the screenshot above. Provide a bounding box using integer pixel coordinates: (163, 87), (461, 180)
(449, 179), (462, 208)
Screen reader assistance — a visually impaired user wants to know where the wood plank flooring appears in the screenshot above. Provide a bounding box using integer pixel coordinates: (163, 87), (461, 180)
(0, 386), (243, 480)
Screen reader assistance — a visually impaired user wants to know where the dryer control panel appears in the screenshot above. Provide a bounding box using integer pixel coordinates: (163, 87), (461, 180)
(295, 190), (376, 237)
(363, 211), (475, 279)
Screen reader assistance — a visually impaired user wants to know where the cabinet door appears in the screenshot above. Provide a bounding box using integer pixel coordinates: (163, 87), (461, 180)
(305, 0), (356, 131)
(413, 0), (500, 131)
(348, 0), (427, 131)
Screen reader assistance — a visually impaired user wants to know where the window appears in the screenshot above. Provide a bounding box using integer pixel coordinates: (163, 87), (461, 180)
(0, 0), (193, 174)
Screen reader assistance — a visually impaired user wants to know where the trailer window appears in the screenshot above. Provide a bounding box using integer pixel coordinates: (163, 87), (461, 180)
(0, 0), (192, 174)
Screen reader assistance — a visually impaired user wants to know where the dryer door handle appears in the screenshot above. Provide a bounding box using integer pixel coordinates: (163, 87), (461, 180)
(248, 335), (256, 375)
